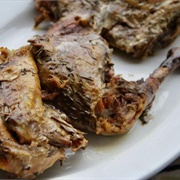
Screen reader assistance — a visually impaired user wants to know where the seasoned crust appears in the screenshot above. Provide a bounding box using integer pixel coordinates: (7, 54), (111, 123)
(0, 46), (87, 178)
(34, 0), (180, 58)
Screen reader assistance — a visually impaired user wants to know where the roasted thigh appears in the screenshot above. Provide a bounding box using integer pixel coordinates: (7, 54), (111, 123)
(29, 32), (180, 135)
(29, 32), (114, 133)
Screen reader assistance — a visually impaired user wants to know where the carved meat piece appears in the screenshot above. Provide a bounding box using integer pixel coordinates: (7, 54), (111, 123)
(29, 32), (180, 135)
(0, 46), (87, 178)
(34, 0), (180, 58)
(29, 32), (114, 133)
(0, 116), (64, 179)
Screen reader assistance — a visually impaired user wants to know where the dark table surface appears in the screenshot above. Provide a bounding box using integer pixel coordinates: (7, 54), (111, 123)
(150, 157), (180, 179)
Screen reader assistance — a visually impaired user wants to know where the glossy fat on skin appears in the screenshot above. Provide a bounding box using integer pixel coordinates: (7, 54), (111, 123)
(0, 46), (87, 178)
(0, 46), (87, 149)
(34, 0), (180, 58)
(0, 116), (64, 179)
(0, 46), (46, 144)
(29, 33), (180, 135)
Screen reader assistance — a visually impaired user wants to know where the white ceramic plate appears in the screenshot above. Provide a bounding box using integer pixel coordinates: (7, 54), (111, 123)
(0, 1), (180, 179)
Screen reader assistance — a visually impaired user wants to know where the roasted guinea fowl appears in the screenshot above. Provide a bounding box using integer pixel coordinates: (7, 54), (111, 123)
(34, 0), (180, 58)
(29, 32), (180, 135)
(0, 46), (87, 178)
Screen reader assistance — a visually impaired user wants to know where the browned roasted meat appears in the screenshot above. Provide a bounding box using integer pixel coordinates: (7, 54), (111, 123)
(34, 0), (180, 58)
(0, 116), (64, 179)
(29, 32), (114, 133)
(0, 46), (87, 178)
(29, 32), (180, 135)
(34, 0), (61, 26)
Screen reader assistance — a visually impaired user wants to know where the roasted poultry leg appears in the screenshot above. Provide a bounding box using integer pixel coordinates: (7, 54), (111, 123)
(29, 32), (180, 135)
(34, 0), (180, 58)
(0, 46), (87, 178)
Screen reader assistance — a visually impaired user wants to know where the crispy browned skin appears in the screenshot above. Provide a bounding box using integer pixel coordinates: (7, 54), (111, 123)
(0, 46), (87, 178)
(0, 116), (64, 179)
(29, 32), (114, 133)
(34, 0), (180, 58)
(0, 46), (46, 144)
(29, 32), (180, 135)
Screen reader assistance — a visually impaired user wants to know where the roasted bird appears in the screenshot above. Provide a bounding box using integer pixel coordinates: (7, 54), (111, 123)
(0, 46), (87, 178)
(34, 0), (180, 58)
(29, 32), (180, 135)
